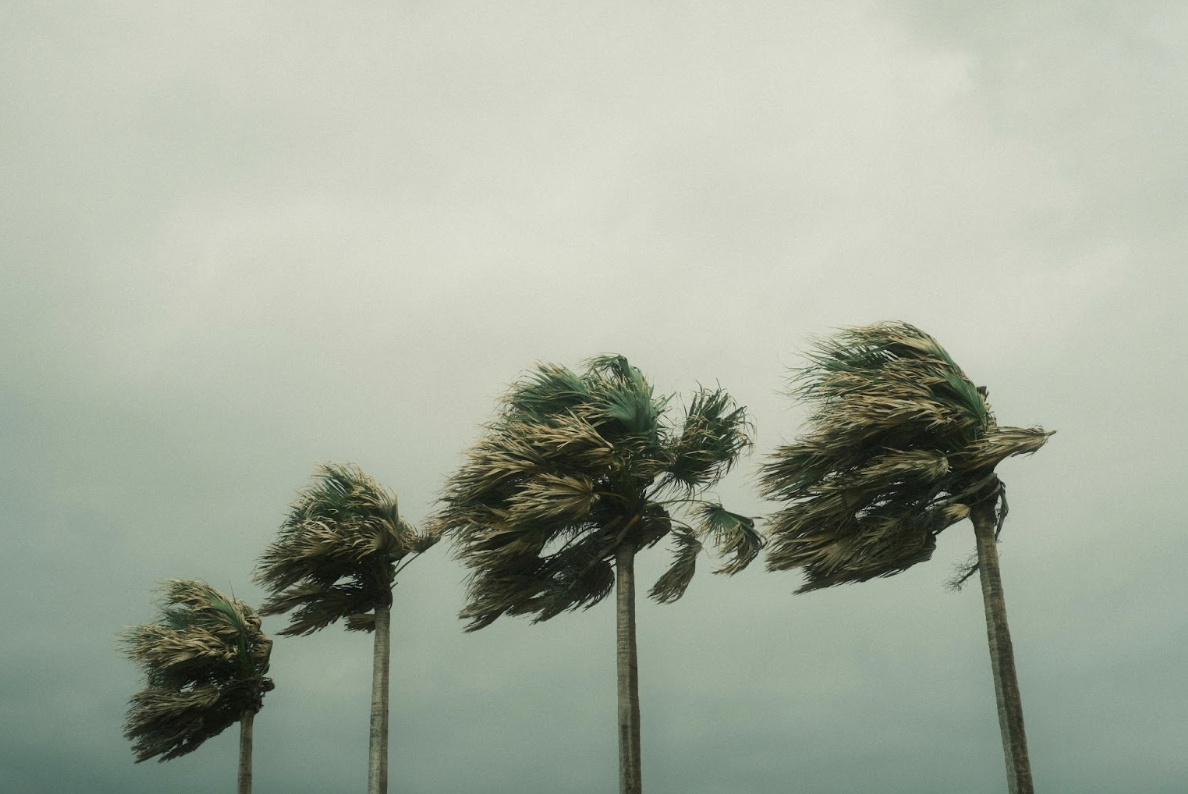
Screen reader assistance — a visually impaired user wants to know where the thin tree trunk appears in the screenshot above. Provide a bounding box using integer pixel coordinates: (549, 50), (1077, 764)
(369, 606), (391, 794)
(616, 543), (642, 794)
(971, 498), (1034, 794)
(237, 710), (254, 794)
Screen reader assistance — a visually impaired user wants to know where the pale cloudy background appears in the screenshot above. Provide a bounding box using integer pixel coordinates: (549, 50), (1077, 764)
(2, 2), (1185, 793)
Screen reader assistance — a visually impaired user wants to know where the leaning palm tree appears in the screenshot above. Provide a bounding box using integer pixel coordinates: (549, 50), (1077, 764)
(121, 579), (274, 794)
(760, 321), (1052, 794)
(254, 463), (437, 794)
(434, 354), (762, 794)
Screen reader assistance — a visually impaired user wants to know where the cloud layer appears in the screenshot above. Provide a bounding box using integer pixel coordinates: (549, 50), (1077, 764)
(2, 3), (1185, 792)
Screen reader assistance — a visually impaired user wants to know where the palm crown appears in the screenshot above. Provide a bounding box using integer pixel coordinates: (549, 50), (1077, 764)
(254, 463), (438, 635)
(760, 321), (1052, 591)
(121, 579), (274, 763)
(436, 354), (763, 630)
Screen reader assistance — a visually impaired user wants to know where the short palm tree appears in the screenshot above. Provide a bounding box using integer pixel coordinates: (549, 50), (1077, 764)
(434, 354), (762, 794)
(760, 322), (1051, 794)
(121, 579), (274, 794)
(254, 463), (438, 794)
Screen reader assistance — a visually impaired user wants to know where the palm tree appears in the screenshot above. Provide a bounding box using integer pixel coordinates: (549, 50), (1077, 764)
(121, 579), (274, 794)
(434, 354), (762, 794)
(253, 463), (438, 794)
(760, 321), (1051, 794)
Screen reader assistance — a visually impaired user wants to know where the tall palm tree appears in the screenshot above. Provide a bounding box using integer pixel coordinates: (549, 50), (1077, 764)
(434, 355), (762, 794)
(253, 463), (437, 794)
(121, 579), (274, 794)
(760, 322), (1052, 794)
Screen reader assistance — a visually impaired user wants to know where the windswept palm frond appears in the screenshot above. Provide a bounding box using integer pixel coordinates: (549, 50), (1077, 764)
(504, 473), (600, 525)
(254, 463), (438, 635)
(124, 623), (241, 680)
(121, 580), (273, 763)
(696, 503), (765, 575)
(508, 362), (592, 422)
(434, 355), (756, 629)
(761, 321), (1052, 588)
(648, 528), (702, 604)
(662, 387), (753, 491)
(953, 425), (1053, 472)
(256, 581), (379, 636)
(125, 685), (228, 762)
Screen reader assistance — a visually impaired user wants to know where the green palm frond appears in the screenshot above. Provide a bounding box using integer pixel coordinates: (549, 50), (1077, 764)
(663, 387), (753, 491)
(648, 528), (702, 604)
(121, 580), (273, 763)
(696, 503), (765, 575)
(582, 354), (670, 442)
(436, 355), (754, 629)
(525, 542), (617, 623)
(761, 322), (1052, 588)
(508, 363), (592, 423)
(255, 463), (438, 635)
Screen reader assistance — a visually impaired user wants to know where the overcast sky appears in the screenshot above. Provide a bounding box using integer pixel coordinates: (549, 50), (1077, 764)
(3, 2), (1186, 793)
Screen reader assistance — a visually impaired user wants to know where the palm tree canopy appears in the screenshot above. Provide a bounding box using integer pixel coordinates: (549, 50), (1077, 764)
(254, 463), (439, 636)
(760, 322), (1052, 591)
(434, 354), (763, 631)
(122, 579), (274, 763)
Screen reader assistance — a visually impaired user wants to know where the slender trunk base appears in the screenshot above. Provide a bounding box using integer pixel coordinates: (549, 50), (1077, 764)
(616, 544), (642, 794)
(972, 499), (1034, 794)
(238, 710), (254, 794)
(369, 606), (391, 794)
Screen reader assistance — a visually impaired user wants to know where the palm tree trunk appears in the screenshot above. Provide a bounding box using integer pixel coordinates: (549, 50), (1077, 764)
(237, 710), (254, 794)
(368, 605), (391, 794)
(616, 543), (642, 794)
(971, 499), (1034, 794)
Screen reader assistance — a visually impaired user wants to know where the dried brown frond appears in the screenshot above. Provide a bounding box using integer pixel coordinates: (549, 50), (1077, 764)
(952, 426), (1054, 472)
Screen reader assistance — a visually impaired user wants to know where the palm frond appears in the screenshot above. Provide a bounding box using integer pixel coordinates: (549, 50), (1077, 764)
(953, 426), (1053, 472)
(507, 363), (591, 423)
(648, 528), (702, 604)
(582, 354), (670, 440)
(526, 544), (617, 623)
(697, 503), (765, 575)
(408, 521), (441, 554)
(663, 387), (753, 491)
(124, 685), (227, 762)
(258, 580), (378, 636)
(504, 473), (599, 524)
